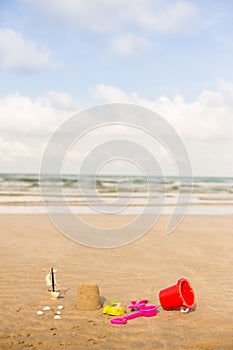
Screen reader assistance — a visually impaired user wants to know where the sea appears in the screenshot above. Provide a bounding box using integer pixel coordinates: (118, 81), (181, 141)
(0, 174), (232, 215)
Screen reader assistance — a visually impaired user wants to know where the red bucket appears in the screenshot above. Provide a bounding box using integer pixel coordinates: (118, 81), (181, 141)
(159, 278), (195, 310)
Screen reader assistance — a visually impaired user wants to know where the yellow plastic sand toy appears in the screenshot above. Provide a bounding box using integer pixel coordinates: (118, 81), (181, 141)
(102, 299), (125, 316)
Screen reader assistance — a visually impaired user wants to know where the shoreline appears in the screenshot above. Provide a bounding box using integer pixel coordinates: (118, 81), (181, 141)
(0, 206), (232, 215)
(0, 214), (233, 349)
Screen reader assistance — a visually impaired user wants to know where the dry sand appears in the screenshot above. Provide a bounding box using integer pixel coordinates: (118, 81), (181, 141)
(0, 214), (232, 350)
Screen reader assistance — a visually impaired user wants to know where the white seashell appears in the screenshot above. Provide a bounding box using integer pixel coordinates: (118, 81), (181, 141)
(54, 315), (61, 320)
(56, 311), (61, 315)
(37, 310), (44, 315)
(57, 305), (64, 310)
(42, 306), (51, 311)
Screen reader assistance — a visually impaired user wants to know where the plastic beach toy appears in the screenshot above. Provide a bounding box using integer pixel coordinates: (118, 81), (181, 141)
(111, 305), (158, 325)
(103, 305), (125, 316)
(128, 299), (148, 310)
(45, 267), (60, 300)
(109, 299), (121, 307)
(159, 277), (195, 311)
(103, 299), (125, 316)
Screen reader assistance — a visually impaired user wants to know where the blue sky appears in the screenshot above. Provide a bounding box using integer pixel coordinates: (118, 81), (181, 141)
(0, 0), (233, 175)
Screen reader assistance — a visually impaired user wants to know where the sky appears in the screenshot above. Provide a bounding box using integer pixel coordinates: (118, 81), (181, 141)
(0, 0), (233, 176)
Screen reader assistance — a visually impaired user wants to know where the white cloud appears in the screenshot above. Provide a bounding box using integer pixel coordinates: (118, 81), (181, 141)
(1, 82), (232, 175)
(93, 81), (233, 141)
(0, 91), (81, 135)
(111, 34), (150, 57)
(0, 28), (55, 71)
(22, 0), (199, 35)
(92, 81), (233, 176)
(0, 137), (34, 160)
(92, 84), (129, 102)
(121, 0), (199, 35)
(36, 91), (80, 111)
(0, 91), (82, 171)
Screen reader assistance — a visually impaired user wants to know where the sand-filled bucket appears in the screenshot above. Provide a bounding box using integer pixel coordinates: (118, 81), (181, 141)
(159, 278), (195, 310)
(76, 284), (101, 311)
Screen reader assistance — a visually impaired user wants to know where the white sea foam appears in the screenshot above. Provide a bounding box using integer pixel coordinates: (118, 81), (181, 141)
(0, 174), (232, 215)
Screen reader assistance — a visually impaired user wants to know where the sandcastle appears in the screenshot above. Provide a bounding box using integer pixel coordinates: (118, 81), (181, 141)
(76, 284), (101, 311)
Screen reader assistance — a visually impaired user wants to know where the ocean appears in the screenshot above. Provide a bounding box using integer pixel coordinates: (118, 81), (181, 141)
(0, 174), (232, 214)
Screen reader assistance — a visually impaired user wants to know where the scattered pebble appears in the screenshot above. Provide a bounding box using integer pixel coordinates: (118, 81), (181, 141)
(42, 306), (51, 311)
(57, 305), (64, 310)
(55, 311), (61, 315)
(54, 315), (61, 320)
(36, 310), (44, 315)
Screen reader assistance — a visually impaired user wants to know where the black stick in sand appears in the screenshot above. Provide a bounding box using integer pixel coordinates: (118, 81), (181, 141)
(51, 267), (55, 292)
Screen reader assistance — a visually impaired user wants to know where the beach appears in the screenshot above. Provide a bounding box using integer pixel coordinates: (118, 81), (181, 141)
(0, 214), (232, 350)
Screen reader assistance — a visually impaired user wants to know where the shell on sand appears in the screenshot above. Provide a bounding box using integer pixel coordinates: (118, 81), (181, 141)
(54, 315), (61, 320)
(76, 284), (101, 311)
(36, 310), (44, 315)
(42, 306), (51, 311)
(57, 305), (64, 310)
